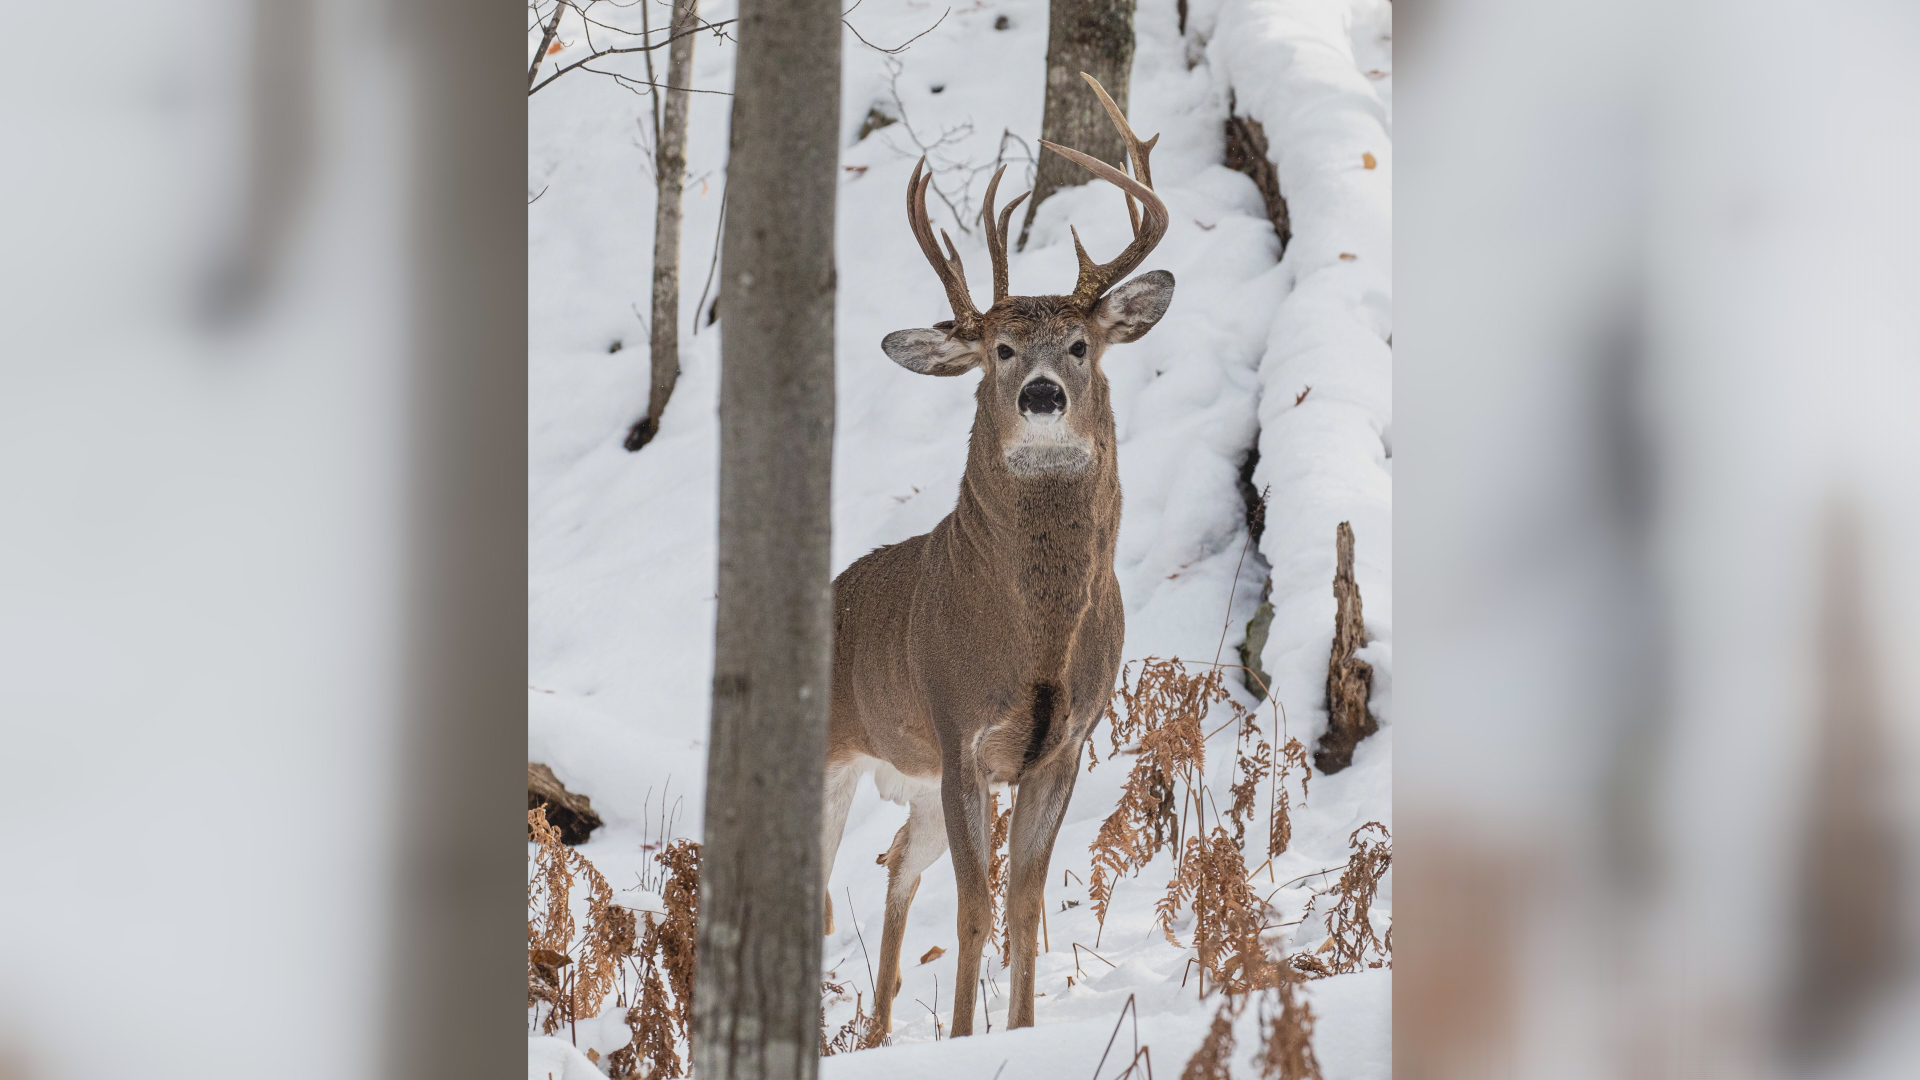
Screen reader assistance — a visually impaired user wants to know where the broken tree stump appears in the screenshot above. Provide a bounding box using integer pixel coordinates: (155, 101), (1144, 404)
(528, 763), (603, 845)
(1314, 522), (1377, 774)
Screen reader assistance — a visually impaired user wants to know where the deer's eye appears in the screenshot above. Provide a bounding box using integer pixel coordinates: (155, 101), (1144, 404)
(1069, 341), (1087, 358)
(997, 344), (1014, 360)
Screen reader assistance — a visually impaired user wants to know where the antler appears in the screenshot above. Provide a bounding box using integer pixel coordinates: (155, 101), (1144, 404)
(978, 165), (1030, 304)
(1038, 73), (1169, 306)
(906, 157), (985, 340)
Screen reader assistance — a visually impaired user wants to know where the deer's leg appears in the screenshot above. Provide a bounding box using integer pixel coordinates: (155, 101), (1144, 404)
(820, 760), (860, 936)
(941, 750), (995, 1037)
(866, 790), (947, 1044)
(1004, 741), (1083, 1029)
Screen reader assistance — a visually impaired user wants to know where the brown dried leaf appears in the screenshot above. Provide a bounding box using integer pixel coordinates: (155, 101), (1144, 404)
(919, 945), (946, 965)
(1362, 152), (1377, 169)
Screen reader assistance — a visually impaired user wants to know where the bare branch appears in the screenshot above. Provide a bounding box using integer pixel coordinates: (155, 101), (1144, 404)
(844, 7), (948, 54)
(529, 0), (570, 90)
(528, 18), (737, 95)
(692, 190), (727, 336)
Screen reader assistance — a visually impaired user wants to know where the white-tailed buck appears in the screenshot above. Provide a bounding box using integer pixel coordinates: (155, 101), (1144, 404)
(822, 75), (1174, 1041)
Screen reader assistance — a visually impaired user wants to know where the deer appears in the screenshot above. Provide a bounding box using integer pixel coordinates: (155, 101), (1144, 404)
(820, 75), (1174, 1043)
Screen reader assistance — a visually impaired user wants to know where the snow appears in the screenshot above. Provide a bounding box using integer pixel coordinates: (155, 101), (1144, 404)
(531, 1036), (614, 1080)
(529, 0), (1390, 1073)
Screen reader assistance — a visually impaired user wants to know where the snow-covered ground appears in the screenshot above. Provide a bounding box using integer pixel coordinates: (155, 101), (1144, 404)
(529, 0), (1391, 1074)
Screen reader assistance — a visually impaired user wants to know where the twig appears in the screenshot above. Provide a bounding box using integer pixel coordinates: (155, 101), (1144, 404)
(1115, 1047), (1155, 1080)
(1213, 486), (1270, 668)
(1262, 863), (1349, 907)
(846, 888), (877, 999)
(1072, 941), (1117, 979)
(529, 0), (570, 90)
(845, 7), (949, 54)
(1089, 993), (1140, 1080)
(528, 19), (737, 95)
(880, 56), (976, 233)
(528, 185), (550, 206)
(691, 190), (727, 335)
(916, 975), (944, 1038)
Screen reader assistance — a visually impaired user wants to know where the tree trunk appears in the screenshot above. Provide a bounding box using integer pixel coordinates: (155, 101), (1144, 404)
(1016, 0), (1137, 250)
(384, 1), (526, 1078)
(626, 0), (702, 452)
(693, 0), (839, 1075)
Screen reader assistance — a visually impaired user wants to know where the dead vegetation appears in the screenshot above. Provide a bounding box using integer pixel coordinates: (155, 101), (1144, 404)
(524, 584), (1382, 1073)
(819, 974), (872, 1056)
(1073, 646), (1383, 1078)
(989, 789), (1014, 965)
(1289, 823), (1392, 979)
(527, 805), (701, 1076)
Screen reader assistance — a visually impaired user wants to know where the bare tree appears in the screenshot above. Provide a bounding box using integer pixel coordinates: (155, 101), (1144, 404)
(1016, 0), (1137, 249)
(693, 0), (839, 1077)
(626, 0), (701, 451)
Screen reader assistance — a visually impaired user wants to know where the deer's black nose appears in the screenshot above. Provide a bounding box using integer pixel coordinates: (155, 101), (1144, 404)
(1019, 378), (1066, 415)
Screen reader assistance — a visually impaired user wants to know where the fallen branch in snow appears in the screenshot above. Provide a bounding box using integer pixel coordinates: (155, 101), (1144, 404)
(1223, 102), (1291, 257)
(528, 761), (603, 845)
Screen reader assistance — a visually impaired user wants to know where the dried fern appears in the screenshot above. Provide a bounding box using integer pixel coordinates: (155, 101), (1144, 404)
(1289, 822), (1391, 978)
(1088, 659), (1217, 926)
(529, 807), (702, 1075)
(1258, 970), (1325, 1080)
(988, 790), (1013, 965)
(1179, 1003), (1238, 1080)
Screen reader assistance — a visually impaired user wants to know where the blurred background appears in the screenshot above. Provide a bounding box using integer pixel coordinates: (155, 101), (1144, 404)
(1397, 1), (1920, 1077)
(0, 0), (522, 1078)
(1, 0), (1915, 1077)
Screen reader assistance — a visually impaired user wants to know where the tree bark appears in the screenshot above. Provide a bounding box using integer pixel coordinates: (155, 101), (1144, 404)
(693, 0), (838, 1075)
(1315, 521), (1377, 774)
(627, 0), (701, 452)
(1016, 0), (1137, 250)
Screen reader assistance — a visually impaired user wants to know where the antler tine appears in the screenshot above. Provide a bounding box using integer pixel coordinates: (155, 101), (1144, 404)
(1041, 75), (1170, 305)
(906, 157), (984, 338)
(1078, 73), (1159, 237)
(978, 164), (1031, 304)
(1039, 140), (1169, 306)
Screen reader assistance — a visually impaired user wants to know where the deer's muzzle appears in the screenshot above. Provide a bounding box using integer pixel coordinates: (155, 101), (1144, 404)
(1019, 377), (1067, 416)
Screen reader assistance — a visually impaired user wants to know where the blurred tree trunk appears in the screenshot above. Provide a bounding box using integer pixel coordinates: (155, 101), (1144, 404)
(1017, 0), (1137, 250)
(385, 1), (525, 1078)
(626, 0), (701, 452)
(692, 0), (838, 1074)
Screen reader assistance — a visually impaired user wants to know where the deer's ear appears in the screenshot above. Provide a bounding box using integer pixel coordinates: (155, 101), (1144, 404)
(1094, 270), (1176, 344)
(882, 328), (986, 376)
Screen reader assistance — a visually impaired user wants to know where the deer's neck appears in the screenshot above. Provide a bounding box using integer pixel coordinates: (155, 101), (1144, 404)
(953, 425), (1120, 610)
